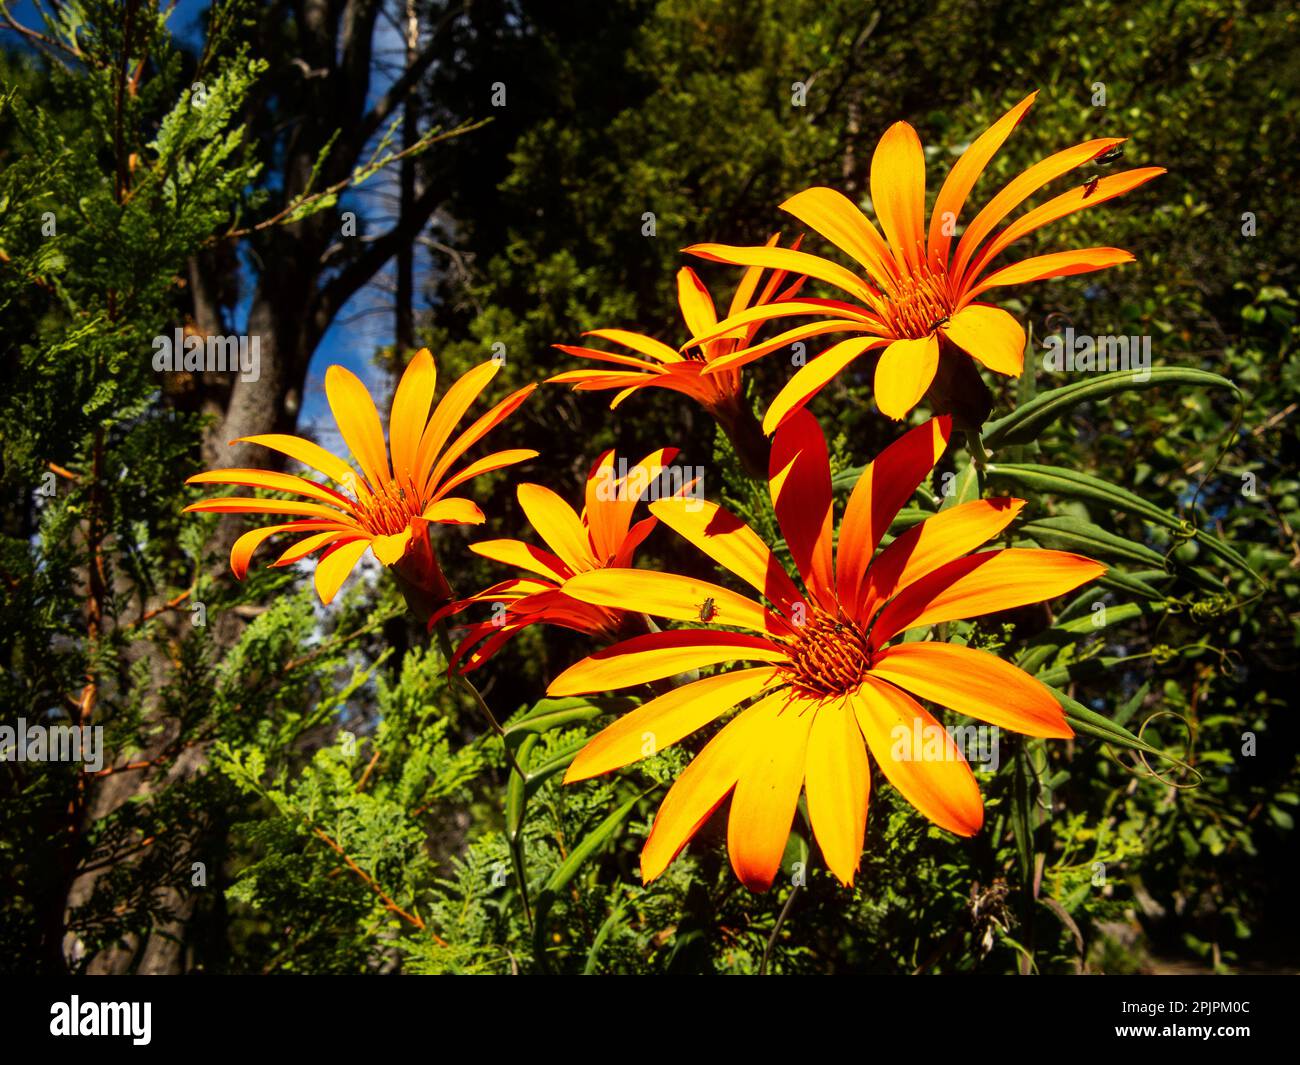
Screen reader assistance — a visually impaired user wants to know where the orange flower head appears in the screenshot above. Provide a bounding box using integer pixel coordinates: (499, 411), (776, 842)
(434, 448), (686, 673)
(683, 92), (1165, 430)
(552, 410), (1105, 892)
(184, 349), (536, 605)
(547, 234), (805, 422)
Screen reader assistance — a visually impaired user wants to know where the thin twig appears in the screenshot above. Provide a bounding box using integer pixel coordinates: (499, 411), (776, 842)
(432, 620), (524, 780)
(355, 747), (382, 792)
(281, 609), (397, 672)
(216, 120), (487, 241)
(0, 2), (81, 59)
(311, 827), (447, 946)
(760, 883), (801, 975)
(128, 588), (192, 628)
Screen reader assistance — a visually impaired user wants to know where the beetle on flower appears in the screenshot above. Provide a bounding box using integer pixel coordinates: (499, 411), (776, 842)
(433, 448), (688, 673)
(683, 92), (1165, 431)
(553, 412), (1105, 891)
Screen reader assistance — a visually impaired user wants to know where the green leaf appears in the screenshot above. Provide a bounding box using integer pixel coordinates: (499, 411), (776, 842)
(986, 462), (1260, 580)
(1011, 745), (1034, 883)
(939, 456), (981, 510)
(532, 788), (650, 968)
(1048, 599), (1167, 636)
(523, 737), (589, 797)
(505, 695), (638, 749)
(1016, 516), (1166, 569)
(1115, 681), (1152, 729)
(1049, 686), (1198, 781)
(1097, 569), (1172, 600)
(505, 734), (538, 843)
(1034, 655), (1128, 688)
(983, 368), (1239, 448)
(506, 734), (538, 932)
(583, 891), (628, 975)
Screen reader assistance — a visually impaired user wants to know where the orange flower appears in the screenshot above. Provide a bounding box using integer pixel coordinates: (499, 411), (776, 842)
(548, 237), (804, 473)
(185, 349), (536, 606)
(683, 92), (1165, 430)
(434, 449), (684, 672)
(552, 411), (1104, 891)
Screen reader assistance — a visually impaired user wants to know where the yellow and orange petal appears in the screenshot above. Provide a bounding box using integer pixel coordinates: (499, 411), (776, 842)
(548, 236), (805, 417)
(684, 93), (1165, 425)
(437, 449), (686, 670)
(560, 411), (1104, 888)
(184, 349), (534, 603)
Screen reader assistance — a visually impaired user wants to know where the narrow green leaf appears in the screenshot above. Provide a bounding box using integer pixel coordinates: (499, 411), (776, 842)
(506, 733), (539, 934)
(532, 788), (650, 967)
(1016, 515), (1166, 568)
(1098, 569), (1171, 599)
(523, 737), (589, 797)
(1049, 599), (1166, 635)
(1011, 746), (1034, 883)
(983, 368), (1238, 448)
(506, 695), (638, 747)
(506, 733), (538, 843)
(940, 456), (981, 511)
(583, 891), (628, 975)
(1034, 655), (1128, 688)
(1050, 685), (1196, 780)
(986, 462), (1259, 579)
(1115, 681), (1152, 729)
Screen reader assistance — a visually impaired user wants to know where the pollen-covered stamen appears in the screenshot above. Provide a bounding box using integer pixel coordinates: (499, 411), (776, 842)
(779, 607), (872, 698)
(353, 479), (421, 535)
(883, 253), (954, 340)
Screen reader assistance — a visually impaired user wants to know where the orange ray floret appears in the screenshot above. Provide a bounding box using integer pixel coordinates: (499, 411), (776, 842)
(184, 349), (536, 605)
(432, 449), (685, 672)
(683, 92), (1165, 430)
(554, 410), (1105, 892)
(549, 236), (813, 468)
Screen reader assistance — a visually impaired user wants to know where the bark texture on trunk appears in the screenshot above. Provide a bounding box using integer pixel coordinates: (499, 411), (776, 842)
(65, 0), (462, 974)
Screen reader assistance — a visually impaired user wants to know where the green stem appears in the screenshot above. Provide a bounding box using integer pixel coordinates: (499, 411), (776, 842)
(967, 428), (994, 471)
(432, 619), (525, 782)
(712, 393), (770, 480)
(433, 620), (534, 932)
(759, 883), (801, 976)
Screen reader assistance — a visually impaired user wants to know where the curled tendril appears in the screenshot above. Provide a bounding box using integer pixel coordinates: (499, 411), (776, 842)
(1134, 710), (1203, 789)
(1147, 638), (1239, 677)
(1163, 592), (1244, 623)
(1213, 646), (1243, 678)
(1190, 593), (1233, 621)
(1042, 310), (1075, 336)
(1161, 520), (1199, 574)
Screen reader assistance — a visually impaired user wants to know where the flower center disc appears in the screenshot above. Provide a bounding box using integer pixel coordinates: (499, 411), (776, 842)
(885, 261), (953, 339)
(781, 608), (872, 698)
(355, 480), (418, 535)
